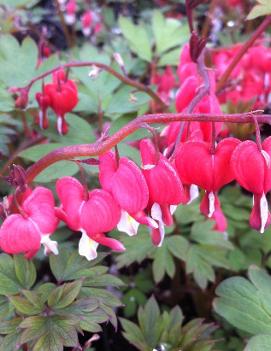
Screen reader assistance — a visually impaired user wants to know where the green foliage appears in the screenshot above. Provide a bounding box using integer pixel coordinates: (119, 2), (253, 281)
(119, 10), (189, 66)
(121, 296), (217, 351)
(214, 265), (271, 349)
(117, 203), (233, 289)
(0, 248), (123, 350)
(0, 114), (20, 156)
(247, 0), (271, 20)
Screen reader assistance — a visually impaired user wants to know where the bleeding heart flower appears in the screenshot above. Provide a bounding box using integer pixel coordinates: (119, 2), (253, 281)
(44, 72), (78, 135)
(56, 176), (124, 260)
(35, 91), (51, 129)
(140, 139), (185, 246)
(99, 152), (156, 237)
(175, 137), (240, 231)
(231, 137), (271, 233)
(0, 187), (59, 259)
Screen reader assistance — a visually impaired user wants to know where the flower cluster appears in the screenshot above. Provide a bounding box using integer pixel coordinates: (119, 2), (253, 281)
(35, 68), (78, 135)
(213, 43), (271, 109)
(61, 0), (103, 37)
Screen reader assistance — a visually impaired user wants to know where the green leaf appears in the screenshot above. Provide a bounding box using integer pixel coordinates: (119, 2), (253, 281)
(20, 316), (48, 344)
(48, 281), (82, 309)
(0, 254), (22, 295)
(152, 10), (189, 55)
(116, 228), (155, 268)
(0, 87), (14, 112)
(214, 267), (271, 335)
(152, 243), (175, 283)
(247, 0), (271, 20)
(158, 47), (182, 66)
(105, 86), (150, 119)
(0, 0), (38, 7)
(245, 335), (271, 351)
(49, 246), (107, 281)
(186, 246), (215, 290)
(0, 332), (21, 351)
(9, 295), (44, 315)
(120, 318), (147, 351)
(84, 274), (124, 288)
(0, 36), (38, 87)
(191, 221), (234, 250)
(0, 317), (22, 335)
(119, 17), (152, 62)
(13, 255), (36, 289)
(167, 235), (189, 261)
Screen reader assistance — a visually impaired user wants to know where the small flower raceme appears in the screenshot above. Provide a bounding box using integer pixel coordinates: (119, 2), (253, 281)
(231, 137), (271, 233)
(140, 139), (186, 246)
(175, 138), (240, 232)
(56, 176), (124, 260)
(35, 69), (78, 134)
(0, 187), (58, 259)
(99, 152), (158, 236)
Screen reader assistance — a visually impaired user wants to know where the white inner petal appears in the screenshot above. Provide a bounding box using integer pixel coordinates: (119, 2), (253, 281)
(78, 230), (99, 261)
(142, 164), (155, 170)
(57, 116), (63, 135)
(208, 191), (215, 218)
(170, 205), (177, 215)
(261, 150), (270, 168)
(117, 210), (140, 236)
(260, 193), (269, 234)
(40, 234), (59, 256)
(151, 203), (165, 247)
(188, 184), (199, 204)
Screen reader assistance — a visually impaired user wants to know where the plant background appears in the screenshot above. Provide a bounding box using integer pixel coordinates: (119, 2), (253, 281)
(0, 0), (271, 350)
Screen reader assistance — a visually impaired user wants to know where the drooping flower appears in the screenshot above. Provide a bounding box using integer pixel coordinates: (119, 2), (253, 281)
(56, 176), (124, 260)
(0, 187), (59, 258)
(99, 152), (157, 236)
(140, 139), (185, 246)
(231, 137), (271, 233)
(43, 69), (78, 135)
(175, 138), (240, 231)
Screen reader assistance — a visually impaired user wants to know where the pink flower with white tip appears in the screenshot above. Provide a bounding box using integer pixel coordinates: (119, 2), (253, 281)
(231, 137), (271, 233)
(175, 138), (240, 232)
(99, 152), (157, 237)
(0, 187), (59, 259)
(140, 139), (186, 246)
(56, 176), (124, 260)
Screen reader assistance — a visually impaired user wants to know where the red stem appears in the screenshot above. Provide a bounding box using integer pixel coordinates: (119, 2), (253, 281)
(217, 16), (271, 92)
(24, 61), (167, 110)
(25, 112), (271, 183)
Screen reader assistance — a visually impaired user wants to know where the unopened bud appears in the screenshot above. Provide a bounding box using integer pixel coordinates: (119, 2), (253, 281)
(9, 87), (29, 109)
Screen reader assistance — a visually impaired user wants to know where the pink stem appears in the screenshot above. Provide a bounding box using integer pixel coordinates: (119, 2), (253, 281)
(25, 112), (271, 183)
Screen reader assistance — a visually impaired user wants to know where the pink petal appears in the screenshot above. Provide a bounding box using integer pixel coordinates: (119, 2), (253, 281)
(140, 139), (185, 205)
(0, 214), (41, 256)
(99, 152), (149, 214)
(81, 189), (120, 235)
(231, 141), (266, 194)
(56, 176), (85, 230)
(175, 141), (213, 190)
(91, 233), (125, 251)
(23, 187), (58, 234)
